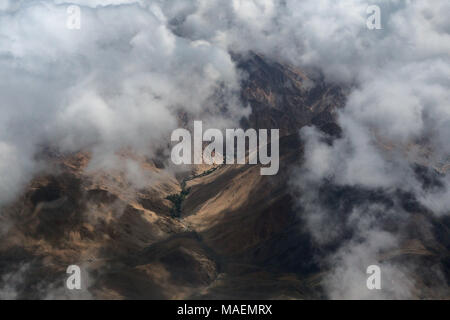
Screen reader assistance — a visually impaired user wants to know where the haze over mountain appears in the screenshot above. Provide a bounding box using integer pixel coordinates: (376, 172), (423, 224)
(0, 0), (449, 299)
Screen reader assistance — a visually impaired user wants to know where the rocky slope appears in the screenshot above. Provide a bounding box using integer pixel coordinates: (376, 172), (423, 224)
(0, 53), (448, 299)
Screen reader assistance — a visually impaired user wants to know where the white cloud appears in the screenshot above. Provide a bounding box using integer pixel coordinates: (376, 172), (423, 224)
(0, 0), (449, 299)
(0, 0), (249, 207)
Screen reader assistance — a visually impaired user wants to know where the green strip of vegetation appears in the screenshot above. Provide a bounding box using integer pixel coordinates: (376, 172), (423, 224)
(166, 187), (191, 217)
(166, 165), (223, 217)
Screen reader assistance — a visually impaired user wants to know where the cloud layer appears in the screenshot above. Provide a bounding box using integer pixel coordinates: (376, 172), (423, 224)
(0, 0), (449, 298)
(0, 0), (251, 206)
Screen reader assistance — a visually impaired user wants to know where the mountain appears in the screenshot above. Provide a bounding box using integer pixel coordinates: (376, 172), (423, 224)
(0, 53), (448, 299)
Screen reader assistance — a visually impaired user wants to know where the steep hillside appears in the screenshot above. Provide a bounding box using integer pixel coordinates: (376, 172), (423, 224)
(0, 54), (448, 299)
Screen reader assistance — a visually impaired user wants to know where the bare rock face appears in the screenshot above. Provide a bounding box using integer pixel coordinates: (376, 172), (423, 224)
(0, 54), (448, 299)
(236, 52), (346, 137)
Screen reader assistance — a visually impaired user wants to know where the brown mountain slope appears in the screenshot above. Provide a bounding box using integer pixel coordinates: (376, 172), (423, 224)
(0, 54), (448, 299)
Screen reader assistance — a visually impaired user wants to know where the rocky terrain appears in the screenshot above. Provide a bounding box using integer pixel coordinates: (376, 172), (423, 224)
(0, 54), (448, 299)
